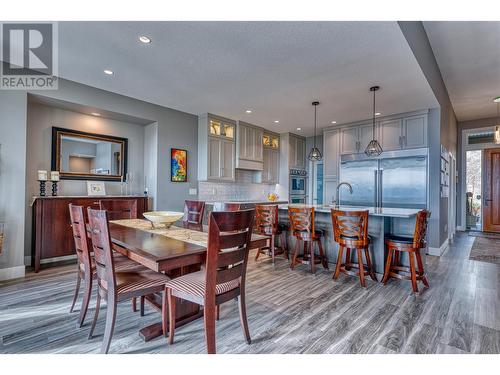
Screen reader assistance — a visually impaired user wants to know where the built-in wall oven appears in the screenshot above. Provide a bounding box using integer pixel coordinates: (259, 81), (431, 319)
(290, 169), (307, 203)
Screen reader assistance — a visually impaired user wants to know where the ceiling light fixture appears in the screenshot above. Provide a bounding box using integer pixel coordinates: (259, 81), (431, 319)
(245, 110), (252, 113)
(296, 127), (302, 131)
(365, 86), (383, 156)
(331, 121), (337, 124)
(91, 112), (101, 116)
(103, 69), (114, 75)
(139, 36), (152, 44)
(494, 96), (500, 144)
(274, 120), (279, 123)
(375, 112), (381, 116)
(308, 101), (323, 161)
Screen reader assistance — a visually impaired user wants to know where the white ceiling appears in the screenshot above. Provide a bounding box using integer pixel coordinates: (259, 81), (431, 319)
(46, 22), (437, 135)
(424, 21), (500, 122)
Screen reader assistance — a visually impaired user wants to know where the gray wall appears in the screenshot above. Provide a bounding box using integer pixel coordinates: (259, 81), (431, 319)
(398, 21), (458, 249)
(0, 78), (198, 277)
(0, 92), (28, 279)
(456, 116), (499, 229)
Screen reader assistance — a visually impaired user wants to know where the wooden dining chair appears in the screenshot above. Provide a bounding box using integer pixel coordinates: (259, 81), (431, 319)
(183, 200), (206, 225)
(163, 209), (255, 354)
(99, 199), (137, 220)
(382, 210), (431, 294)
(288, 206), (328, 274)
(254, 204), (288, 265)
(212, 202), (241, 212)
(68, 204), (143, 327)
(87, 208), (171, 353)
(331, 209), (377, 287)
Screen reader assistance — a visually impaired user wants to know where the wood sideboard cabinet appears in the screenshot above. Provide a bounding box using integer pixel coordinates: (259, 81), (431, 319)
(32, 196), (148, 272)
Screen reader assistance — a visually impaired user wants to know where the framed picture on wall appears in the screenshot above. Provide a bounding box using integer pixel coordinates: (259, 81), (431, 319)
(86, 181), (106, 196)
(171, 148), (187, 182)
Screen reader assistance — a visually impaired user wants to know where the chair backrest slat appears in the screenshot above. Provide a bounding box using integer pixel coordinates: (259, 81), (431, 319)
(255, 204), (279, 235)
(183, 200), (205, 224)
(331, 209), (369, 243)
(216, 263), (244, 285)
(87, 208), (116, 294)
(204, 209), (255, 302)
(288, 206), (314, 234)
(413, 210), (431, 248)
(99, 200), (137, 220)
(69, 204), (92, 272)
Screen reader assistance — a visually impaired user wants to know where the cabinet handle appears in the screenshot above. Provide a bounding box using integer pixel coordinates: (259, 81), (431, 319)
(398, 136), (402, 148)
(402, 135), (406, 147)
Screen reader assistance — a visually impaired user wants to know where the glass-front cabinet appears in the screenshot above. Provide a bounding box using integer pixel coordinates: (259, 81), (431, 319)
(209, 118), (235, 139)
(263, 133), (279, 149)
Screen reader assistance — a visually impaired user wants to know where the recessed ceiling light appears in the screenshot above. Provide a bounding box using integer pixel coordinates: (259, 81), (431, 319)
(494, 96), (500, 103)
(245, 110), (252, 113)
(91, 112), (101, 116)
(331, 121), (337, 124)
(375, 112), (381, 116)
(139, 35), (152, 44)
(274, 120), (279, 123)
(104, 69), (114, 75)
(296, 127), (302, 131)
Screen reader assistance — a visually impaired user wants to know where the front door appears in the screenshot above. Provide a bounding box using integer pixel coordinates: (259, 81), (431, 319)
(483, 148), (500, 232)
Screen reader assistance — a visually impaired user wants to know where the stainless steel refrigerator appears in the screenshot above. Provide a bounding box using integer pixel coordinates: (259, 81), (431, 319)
(339, 148), (428, 209)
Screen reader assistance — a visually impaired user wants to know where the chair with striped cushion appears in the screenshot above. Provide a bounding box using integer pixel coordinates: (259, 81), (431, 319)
(86, 208), (170, 354)
(68, 204), (144, 327)
(183, 200), (206, 225)
(163, 209), (255, 354)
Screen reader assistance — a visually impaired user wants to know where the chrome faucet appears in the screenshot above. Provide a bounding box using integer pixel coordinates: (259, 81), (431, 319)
(334, 182), (353, 207)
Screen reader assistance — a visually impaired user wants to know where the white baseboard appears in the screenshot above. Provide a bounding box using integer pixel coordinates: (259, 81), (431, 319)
(24, 254), (77, 266)
(0, 265), (25, 281)
(428, 238), (449, 257)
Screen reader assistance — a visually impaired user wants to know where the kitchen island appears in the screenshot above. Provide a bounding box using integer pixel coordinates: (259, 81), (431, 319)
(278, 205), (422, 275)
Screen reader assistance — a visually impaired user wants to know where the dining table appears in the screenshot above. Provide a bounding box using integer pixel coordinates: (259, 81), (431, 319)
(108, 219), (269, 342)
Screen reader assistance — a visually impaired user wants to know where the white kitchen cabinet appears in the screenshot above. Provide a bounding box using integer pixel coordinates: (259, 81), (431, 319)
(380, 119), (403, 151)
(236, 121), (264, 170)
(262, 148), (280, 184)
(403, 114), (427, 148)
(340, 123), (375, 154)
(380, 115), (427, 150)
(289, 134), (306, 169)
(323, 129), (340, 179)
(198, 113), (236, 181)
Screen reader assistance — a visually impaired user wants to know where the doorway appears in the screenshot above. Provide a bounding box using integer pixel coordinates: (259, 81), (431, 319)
(465, 150), (482, 231)
(483, 148), (500, 232)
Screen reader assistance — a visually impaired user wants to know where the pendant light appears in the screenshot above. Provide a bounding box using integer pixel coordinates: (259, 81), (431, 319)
(308, 101), (323, 161)
(365, 86), (383, 156)
(494, 96), (500, 144)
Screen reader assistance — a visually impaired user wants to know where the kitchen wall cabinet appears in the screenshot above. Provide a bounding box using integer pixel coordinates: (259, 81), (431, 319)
(380, 114), (427, 150)
(324, 129), (340, 180)
(236, 121), (264, 170)
(198, 113), (236, 181)
(262, 148), (280, 184)
(289, 133), (306, 169)
(340, 123), (375, 154)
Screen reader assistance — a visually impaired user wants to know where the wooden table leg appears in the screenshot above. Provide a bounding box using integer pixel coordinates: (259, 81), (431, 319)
(139, 309), (204, 342)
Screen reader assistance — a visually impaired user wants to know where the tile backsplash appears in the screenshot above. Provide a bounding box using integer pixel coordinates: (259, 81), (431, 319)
(198, 170), (279, 202)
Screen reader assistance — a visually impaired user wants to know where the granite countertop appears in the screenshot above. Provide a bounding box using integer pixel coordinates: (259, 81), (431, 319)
(206, 200), (288, 205)
(278, 204), (420, 218)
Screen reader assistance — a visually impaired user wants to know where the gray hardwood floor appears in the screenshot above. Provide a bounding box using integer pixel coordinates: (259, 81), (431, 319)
(1, 232), (499, 354)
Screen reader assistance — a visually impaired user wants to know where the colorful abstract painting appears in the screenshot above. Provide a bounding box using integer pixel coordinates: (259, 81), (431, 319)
(171, 148), (187, 182)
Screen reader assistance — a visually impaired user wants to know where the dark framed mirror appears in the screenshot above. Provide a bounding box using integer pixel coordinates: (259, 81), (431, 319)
(51, 127), (128, 181)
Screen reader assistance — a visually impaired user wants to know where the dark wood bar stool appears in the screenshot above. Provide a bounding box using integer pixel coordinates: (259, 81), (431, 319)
(183, 200), (205, 225)
(164, 209), (255, 354)
(254, 204), (288, 265)
(99, 199), (137, 220)
(288, 206), (328, 274)
(331, 209), (377, 287)
(382, 210), (430, 294)
(212, 202), (241, 212)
